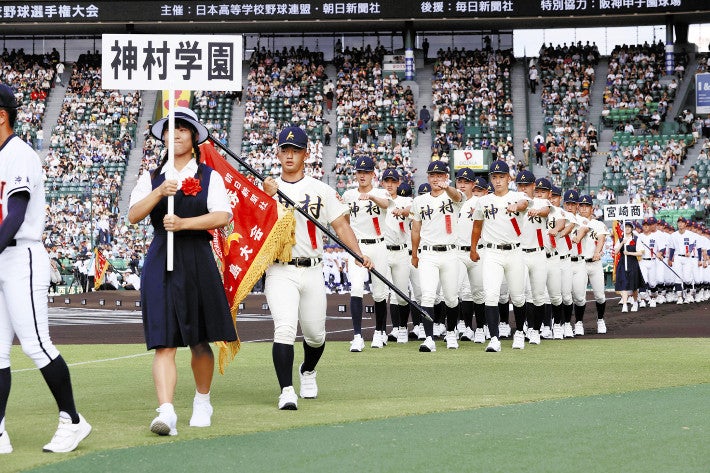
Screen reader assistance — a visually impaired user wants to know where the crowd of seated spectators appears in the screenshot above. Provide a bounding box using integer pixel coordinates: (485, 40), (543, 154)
(193, 90), (238, 146)
(240, 46), (326, 180)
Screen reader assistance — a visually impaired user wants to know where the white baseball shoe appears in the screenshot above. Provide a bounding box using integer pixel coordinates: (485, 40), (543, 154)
(485, 336), (501, 352)
(473, 328), (485, 343)
(574, 321), (585, 336)
(540, 325), (553, 339)
(686, 294), (695, 303)
(460, 327), (475, 341)
(638, 299), (647, 308)
(563, 322), (575, 338)
(649, 299), (657, 308)
(528, 329), (541, 345)
(371, 331), (384, 348)
(189, 397), (213, 428)
(397, 326), (408, 343)
(278, 386), (298, 410)
(43, 413), (92, 452)
(387, 328), (398, 342)
(630, 301), (638, 312)
(299, 363), (318, 399)
(0, 431), (12, 454)
(552, 324), (564, 340)
(597, 319), (607, 334)
(419, 336), (436, 352)
(350, 335), (365, 352)
(512, 330), (525, 349)
(457, 320), (466, 333)
(656, 295), (666, 304)
(417, 324), (426, 340)
(445, 331), (459, 349)
(499, 322), (511, 338)
(150, 405), (177, 437)
(621, 303), (629, 313)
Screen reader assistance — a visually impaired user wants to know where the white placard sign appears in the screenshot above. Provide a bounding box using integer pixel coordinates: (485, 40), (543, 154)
(603, 204), (643, 221)
(453, 149), (485, 170)
(101, 34), (242, 91)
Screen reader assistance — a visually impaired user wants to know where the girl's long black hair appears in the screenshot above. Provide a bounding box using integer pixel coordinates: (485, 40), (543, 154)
(151, 118), (202, 180)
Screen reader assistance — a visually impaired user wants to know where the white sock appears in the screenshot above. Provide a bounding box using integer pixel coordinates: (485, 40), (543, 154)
(195, 391), (210, 402)
(59, 411), (72, 421)
(159, 402), (175, 414)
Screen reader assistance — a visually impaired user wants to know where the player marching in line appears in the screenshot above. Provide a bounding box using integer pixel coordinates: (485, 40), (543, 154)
(470, 160), (531, 352)
(410, 161), (466, 351)
(454, 171), (488, 343)
(262, 126), (372, 410)
(381, 169), (414, 344)
(688, 222), (709, 302)
(556, 189), (582, 338)
(571, 195), (609, 334)
(409, 183), (431, 340)
(515, 171), (552, 345)
(637, 218), (661, 308)
(668, 217), (698, 304)
(546, 186), (572, 339)
(341, 157), (393, 351)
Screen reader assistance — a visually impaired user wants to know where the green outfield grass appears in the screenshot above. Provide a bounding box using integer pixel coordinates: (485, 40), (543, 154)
(3, 338), (709, 472)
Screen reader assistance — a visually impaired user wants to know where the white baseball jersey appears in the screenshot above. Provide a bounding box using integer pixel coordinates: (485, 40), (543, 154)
(544, 205), (564, 252)
(521, 197), (551, 249)
(579, 218), (609, 259)
(472, 191), (530, 244)
(410, 190), (465, 245)
(555, 208), (577, 256)
(0, 135), (45, 241)
(636, 232), (656, 259)
(455, 195), (480, 247)
(341, 187), (391, 240)
(384, 195), (412, 247)
(669, 230), (697, 258)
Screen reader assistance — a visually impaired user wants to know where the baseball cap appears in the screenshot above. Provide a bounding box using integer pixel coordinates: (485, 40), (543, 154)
(397, 182), (412, 197)
(534, 177), (552, 190)
(418, 183), (432, 194)
(488, 160), (509, 175)
(473, 177), (488, 190)
(515, 170), (535, 184)
(563, 190), (579, 203)
(354, 156), (375, 172)
(579, 194), (594, 206)
(551, 185), (562, 196)
(381, 168), (400, 181)
(150, 106), (209, 144)
(426, 160), (449, 174)
(455, 168), (476, 182)
(278, 126), (308, 149)
(0, 84), (18, 109)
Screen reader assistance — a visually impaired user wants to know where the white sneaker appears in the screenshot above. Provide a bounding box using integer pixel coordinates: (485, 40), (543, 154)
(299, 363), (318, 399)
(150, 405), (177, 437)
(563, 322), (575, 338)
(499, 322), (511, 338)
(189, 397), (213, 427)
(552, 324), (564, 340)
(528, 329), (541, 345)
(686, 294), (695, 303)
(597, 319), (607, 334)
(43, 413), (92, 452)
(397, 326), (408, 343)
(473, 328), (485, 343)
(460, 327), (475, 341)
(657, 295), (666, 304)
(371, 331), (384, 348)
(512, 330), (525, 349)
(457, 320), (466, 333)
(417, 323), (426, 340)
(419, 336), (436, 352)
(630, 301), (638, 312)
(485, 336), (501, 352)
(445, 331), (459, 349)
(350, 335), (365, 352)
(380, 330), (388, 346)
(0, 431), (12, 454)
(638, 299), (647, 308)
(387, 328), (398, 342)
(574, 321), (585, 336)
(540, 325), (553, 339)
(621, 303), (628, 313)
(649, 299), (657, 308)
(411, 324), (421, 339)
(433, 323), (446, 338)
(278, 386), (298, 410)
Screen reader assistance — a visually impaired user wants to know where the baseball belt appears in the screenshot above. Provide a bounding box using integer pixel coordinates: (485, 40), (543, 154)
(276, 257), (322, 267)
(359, 237), (384, 245)
(421, 244), (456, 252)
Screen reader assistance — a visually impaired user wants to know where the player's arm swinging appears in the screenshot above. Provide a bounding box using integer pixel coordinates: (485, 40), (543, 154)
(331, 214), (373, 269)
(410, 219), (422, 268)
(469, 219), (483, 262)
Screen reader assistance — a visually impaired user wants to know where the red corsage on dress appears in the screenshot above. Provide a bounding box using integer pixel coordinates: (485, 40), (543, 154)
(181, 177), (202, 196)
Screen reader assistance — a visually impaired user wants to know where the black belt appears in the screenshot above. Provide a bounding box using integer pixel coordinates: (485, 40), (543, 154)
(408, 250), (412, 255)
(386, 245), (406, 251)
(421, 244), (455, 252)
(642, 258), (653, 260)
(277, 257), (322, 267)
(585, 259), (595, 263)
(458, 245), (471, 251)
(522, 247), (544, 253)
(570, 256), (581, 262)
(483, 243), (520, 251)
(7, 239), (16, 247)
(359, 237), (384, 245)
(546, 250), (558, 258)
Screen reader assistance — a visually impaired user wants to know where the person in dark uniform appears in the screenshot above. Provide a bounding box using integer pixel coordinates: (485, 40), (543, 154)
(614, 221), (645, 312)
(128, 107), (236, 436)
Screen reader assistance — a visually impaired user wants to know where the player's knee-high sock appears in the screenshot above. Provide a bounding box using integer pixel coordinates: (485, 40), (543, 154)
(388, 303), (400, 330)
(445, 304), (458, 332)
(272, 343), (294, 389)
(422, 307), (434, 337)
(551, 304), (563, 325)
(533, 304), (545, 330)
(574, 304), (585, 322)
(498, 302), (510, 324)
(301, 341), (325, 373)
(410, 303), (420, 326)
(525, 302), (534, 326)
(374, 300), (387, 332)
(0, 367), (10, 425)
(563, 303), (573, 323)
(434, 301), (445, 324)
(39, 356), (79, 423)
(544, 303), (552, 327)
(474, 303), (486, 330)
(485, 305), (500, 337)
(513, 305), (526, 332)
(399, 303), (410, 328)
(460, 301), (474, 329)
(350, 296), (363, 335)
(596, 301), (606, 319)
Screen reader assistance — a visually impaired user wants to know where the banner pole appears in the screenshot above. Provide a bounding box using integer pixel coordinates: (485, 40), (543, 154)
(166, 88), (175, 272)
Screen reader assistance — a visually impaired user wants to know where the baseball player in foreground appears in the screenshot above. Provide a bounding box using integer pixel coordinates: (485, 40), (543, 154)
(262, 126), (372, 410)
(470, 160), (530, 352)
(0, 84), (92, 454)
(410, 160), (465, 351)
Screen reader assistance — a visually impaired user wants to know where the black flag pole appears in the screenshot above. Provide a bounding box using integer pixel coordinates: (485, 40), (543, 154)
(208, 137), (432, 323)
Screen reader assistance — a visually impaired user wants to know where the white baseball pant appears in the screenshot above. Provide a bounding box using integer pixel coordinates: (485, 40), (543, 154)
(457, 250), (484, 304)
(522, 249), (548, 306)
(585, 260), (606, 304)
(481, 247), (526, 307)
(418, 249), (459, 308)
(571, 259), (588, 307)
(348, 241), (389, 301)
(639, 259), (657, 288)
(386, 247), (411, 305)
(546, 253), (562, 306)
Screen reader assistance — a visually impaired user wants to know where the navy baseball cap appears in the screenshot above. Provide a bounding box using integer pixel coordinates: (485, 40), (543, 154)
(473, 177), (488, 190)
(354, 156), (375, 172)
(418, 183), (432, 194)
(382, 168), (400, 181)
(278, 126), (308, 149)
(563, 190), (579, 203)
(515, 170), (535, 184)
(487, 183), (494, 194)
(534, 177), (552, 190)
(455, 168), (476, 182)
(488, 160), (509, 175)
(551, 185), (562, 196)
(427, 160), (449, 174)
(677, 216), (687, 223)
(0, 84), (18, 109)
(397, 182), (412, 197)
(579, 194), (593, 206)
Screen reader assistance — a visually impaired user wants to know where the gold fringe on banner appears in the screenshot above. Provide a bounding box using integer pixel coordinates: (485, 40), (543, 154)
(216, 205), (296, 374)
